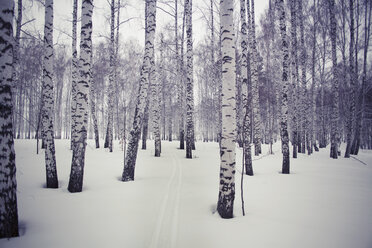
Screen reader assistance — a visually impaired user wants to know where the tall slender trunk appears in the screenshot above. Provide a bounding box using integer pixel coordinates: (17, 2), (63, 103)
(178, 0), (185, 150)
(122, 0), (157, 181)
(175, 0), (183, 148)
(150, 34), (161, 157)
(217, 0), (236, 219)
(345, 0), (355, 157)
(42, 0), (58, 188)
(277, 0), (290, 173)
(0, 0), (19, 238)
(105, 0), (115, 152)
(71, 0), (79, 150)
(328, 0), (340, 159)
(240, 0), (253, 176)
(310, 0), (318, 153)
(298, 0), (307, 154)
(142, 98), (149, 149)
(89, 49), (99, 148)
(290, 0), (298, 158)
(68, 0), (93, 192)
(250, 0), (261, 156)
(71, 0), (78, 150)
(185, 0), (194, 159)
(352, 0), (371, 154)
(12, 0), (22, 138)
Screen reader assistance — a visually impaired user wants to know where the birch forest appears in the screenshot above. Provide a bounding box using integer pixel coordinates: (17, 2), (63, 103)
(1, 0), (372, 247)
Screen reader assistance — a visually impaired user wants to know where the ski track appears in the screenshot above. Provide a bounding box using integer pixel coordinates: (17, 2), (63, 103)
(149, 149), (182, 248)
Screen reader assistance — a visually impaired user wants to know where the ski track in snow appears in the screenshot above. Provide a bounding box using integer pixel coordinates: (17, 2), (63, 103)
(149, 150), (182, 248)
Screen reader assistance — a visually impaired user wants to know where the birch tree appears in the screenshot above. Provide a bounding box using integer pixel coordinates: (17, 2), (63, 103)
(176, 0), (185, 150)
(71, 0), (78, 150)
(328, 0), (340, 159)
(0, 0), (19, 238)
(298, 0), (307, 154)
(104, 0), (115, 152)
(217, 0), (236, 219)
(42, 0), (58, 188)
(122, 0), (157, 181)
(13, 0), (22, 139)
(289, 0), (298, 158)
(352, 0), (371, 154)
(240, 0), (253, 176)
(185, 0), (195, 159)
(68, 0), (93, 192)
(250, 0), (262, 156)
(89, 48), (99, 148)
(150, 35), (161, 157)
(276, 0), (290, 173)
(345, 0), (355, 158)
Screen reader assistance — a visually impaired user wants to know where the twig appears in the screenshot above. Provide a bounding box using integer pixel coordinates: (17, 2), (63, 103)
(350, 155), (367, 165)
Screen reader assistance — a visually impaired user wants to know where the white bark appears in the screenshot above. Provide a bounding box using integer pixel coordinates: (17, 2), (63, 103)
(185, 0), (194, 159)
(240, 0), (253, 175)
(250, 0), (262, 156)
(68, 0), (93, 192)
(71, 0), (78, 150)
(0, 0), (19, 238)
(328, 0), (340, 159)
(217, 0), (236, 219)
(277, 0), (290, 173)
(151, 39), (161, 157)
(122, 0), (157, 181)
(42, 0), (58, 188)
(105, 0), (115, 152)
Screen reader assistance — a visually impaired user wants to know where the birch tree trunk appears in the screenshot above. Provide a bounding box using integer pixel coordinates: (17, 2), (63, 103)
(150, 37), (161, 157)
(68, 0), (93, 192)
(12, 0), (22, 137)
(345, 0), (355, 158)
(250, 0), (261, 156)
(0, 0), (19, 238)
(277, 0), (290, 174)
(71, 0), (78, 150)
(310, 0), (318, 153)
(240, 0), (253, 176)
(217, 0), (236, 219)
(42, 0), (58, 188)
(176, 0), (185, 150)
(104, 0), (115, 152)
(289, 0), (298, 158)
(89, 49), (99, 148)
(328, 0), (340, 159)
(115, 0), (121, 142)
(298, 0), (307, 154)
(122, 0), (157, 181)
(142, 98), (149, 150)
(185, 0), (194, 159)
(352, 0), (371, 154)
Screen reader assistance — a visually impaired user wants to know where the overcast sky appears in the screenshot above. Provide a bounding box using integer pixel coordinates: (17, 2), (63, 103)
(22, 0), (269, 49)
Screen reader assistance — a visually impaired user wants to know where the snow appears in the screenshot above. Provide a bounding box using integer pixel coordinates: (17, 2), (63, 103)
(1, 139), (372, 248)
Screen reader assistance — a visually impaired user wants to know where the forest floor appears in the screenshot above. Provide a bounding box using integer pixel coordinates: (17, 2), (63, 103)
(1, 139), (372, 248)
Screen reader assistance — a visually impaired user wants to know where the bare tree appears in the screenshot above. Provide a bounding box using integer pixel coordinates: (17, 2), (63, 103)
(68, 0), (94, 192)
(217, 0), (236, 219)
(122, 0), (157, 181)
(104, 0), (115, 152)
(71, 0), (78, 150)
(42, 0), (58, 188)
(0, 0), (19, 238)
(240, 0), (253, 176)
(276, 0), (290, 173)
(185, 0), (195, 159)
(328, 0), (340, 159)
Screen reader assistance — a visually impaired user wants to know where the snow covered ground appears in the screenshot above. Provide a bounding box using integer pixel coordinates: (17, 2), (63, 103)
(1, 139), (372, 248)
